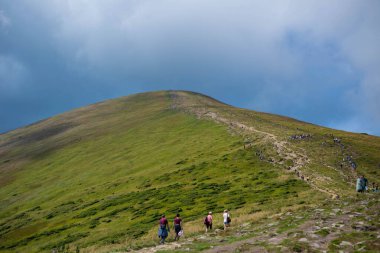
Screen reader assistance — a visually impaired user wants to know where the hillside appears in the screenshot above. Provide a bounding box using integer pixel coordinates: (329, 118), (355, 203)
(0, 91), (379, 253)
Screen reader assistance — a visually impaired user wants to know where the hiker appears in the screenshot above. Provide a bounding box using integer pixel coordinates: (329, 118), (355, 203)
(158, 215), (170, 244)
(363, 176), (368, 191)
(356, 176), (364, 192)
(173, 213), (182, 241)
(223, 210), (231, 230)
(204, 211), (213, 233)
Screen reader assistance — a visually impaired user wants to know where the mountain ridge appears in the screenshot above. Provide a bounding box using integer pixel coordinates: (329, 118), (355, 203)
(0, 90), (379, 252)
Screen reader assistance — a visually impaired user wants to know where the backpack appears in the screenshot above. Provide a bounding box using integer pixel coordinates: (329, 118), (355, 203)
(204, 216), (209, 225)
(227, 215), (231, 223)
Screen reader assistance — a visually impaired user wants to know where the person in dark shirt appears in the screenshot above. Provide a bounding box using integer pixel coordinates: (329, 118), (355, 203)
(158, 215), (169, 244)
(363, 176), (368, 191)
(173, 213), (182, 241)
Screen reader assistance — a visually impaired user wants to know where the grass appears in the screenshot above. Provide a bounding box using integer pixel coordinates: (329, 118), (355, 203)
(0, 91), (379, 252)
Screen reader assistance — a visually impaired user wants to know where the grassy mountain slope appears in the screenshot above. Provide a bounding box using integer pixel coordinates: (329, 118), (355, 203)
(0, 91), (379, 252)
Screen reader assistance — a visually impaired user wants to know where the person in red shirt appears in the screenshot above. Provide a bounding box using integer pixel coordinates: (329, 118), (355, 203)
(158, 214), (169, 244)
(205, 211), (213, 232)
(173, 213), (182, 241)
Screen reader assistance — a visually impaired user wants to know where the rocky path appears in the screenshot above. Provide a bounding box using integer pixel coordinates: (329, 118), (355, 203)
(133, 242), (182, 253)
(200, 111), (342, 199)
(169, 91), (338, 198)
(204, 197), (380, 253)
(130, 196), (379, 253)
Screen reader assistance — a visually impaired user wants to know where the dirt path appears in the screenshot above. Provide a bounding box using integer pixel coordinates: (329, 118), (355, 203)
(124, 93), (380, 253)
(169, 91), (337, 198)
(205, 197), (380, 253)
(133, 242), (182, 253)
(129, 196), (379, 253)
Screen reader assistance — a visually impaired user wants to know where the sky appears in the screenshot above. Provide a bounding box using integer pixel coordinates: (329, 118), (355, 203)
(0, 0), (379, 136)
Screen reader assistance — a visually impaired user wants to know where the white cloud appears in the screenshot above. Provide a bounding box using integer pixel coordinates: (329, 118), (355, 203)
(1, 0), (380, 134)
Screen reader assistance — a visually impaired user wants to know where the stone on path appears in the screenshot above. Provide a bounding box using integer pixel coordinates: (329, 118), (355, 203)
(298, 238), (308, 242)
(339, 241), (353, 247)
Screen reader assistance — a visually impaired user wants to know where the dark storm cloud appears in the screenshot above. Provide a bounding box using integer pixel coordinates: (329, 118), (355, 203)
(0, 0), (379, 135)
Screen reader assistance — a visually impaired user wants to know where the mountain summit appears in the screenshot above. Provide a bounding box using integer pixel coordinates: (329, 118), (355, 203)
(1, 91), (379, 252)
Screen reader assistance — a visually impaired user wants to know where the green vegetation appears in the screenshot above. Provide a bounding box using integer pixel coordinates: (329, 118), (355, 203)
(0, 91), (379, 252)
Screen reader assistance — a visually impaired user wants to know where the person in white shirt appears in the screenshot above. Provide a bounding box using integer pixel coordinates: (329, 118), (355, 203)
(223, 209), (230, 230)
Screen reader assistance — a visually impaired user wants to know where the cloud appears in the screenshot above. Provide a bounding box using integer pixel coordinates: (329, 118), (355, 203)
(0, 0), (379, 135)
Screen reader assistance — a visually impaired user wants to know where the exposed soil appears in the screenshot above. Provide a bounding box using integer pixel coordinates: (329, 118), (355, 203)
(168, 91), (338, 198)
(131, 196), (380, 253)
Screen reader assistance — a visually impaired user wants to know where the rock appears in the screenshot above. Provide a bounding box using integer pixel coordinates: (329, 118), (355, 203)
(339, 241), (353, 247)
(268, 237), (282, 244)
(310, 234), (319, 239)
(298, 238), (308, 243)
(311, 243), (321, 248)
(351, 222), (376, 231)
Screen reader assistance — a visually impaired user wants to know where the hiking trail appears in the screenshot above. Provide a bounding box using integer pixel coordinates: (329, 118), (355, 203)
(168, 91), (337, 198)
(127, 195), (379, 253)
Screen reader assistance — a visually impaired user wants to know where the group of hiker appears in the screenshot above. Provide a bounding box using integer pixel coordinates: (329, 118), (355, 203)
(356, 175), (379, 193)
(158, 210), (231, 244)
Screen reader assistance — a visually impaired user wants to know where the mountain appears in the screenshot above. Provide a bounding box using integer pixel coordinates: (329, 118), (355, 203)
(0, 90), (379, 252)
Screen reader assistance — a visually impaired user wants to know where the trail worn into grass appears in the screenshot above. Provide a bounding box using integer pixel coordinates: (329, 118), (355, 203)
(129, 195), (380, 253)
(169, 91), (338, 198)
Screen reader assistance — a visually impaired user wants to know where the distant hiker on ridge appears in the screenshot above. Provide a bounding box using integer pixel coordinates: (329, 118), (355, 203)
(204, 211), (213, 233)
(356, 175), (365, 193)
(363, 175), (368, 191)
(158, 215), (169, 244)
(173, 213), (182, 241)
